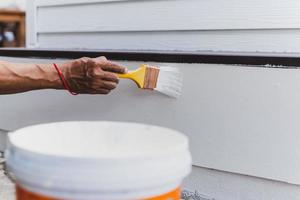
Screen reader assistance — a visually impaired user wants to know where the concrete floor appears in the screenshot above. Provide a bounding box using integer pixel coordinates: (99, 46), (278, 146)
(0, 159), (15, 200)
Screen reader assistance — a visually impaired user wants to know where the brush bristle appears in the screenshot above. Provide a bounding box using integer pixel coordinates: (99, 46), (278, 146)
(155, 67), (183, 98)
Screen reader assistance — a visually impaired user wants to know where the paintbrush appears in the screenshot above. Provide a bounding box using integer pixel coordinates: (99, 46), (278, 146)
(117, 64), (183, 98)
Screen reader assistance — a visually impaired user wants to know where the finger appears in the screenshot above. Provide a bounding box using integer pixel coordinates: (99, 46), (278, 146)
(95, 88), (111, 94)
(101, 81), (118, 90)
(91, 78), (117, 90)
(80, 89), (111, 95)
(92, 79), (117, 90)
(99, 61), (127, 74)
(102, 71), (119, 83)
(87, 70), (119, 84)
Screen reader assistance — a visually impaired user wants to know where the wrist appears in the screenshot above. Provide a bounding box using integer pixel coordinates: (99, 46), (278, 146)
(39, 63), (65, 90)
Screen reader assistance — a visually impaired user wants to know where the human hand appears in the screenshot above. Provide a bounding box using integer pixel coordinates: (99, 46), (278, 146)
(59, 56), (127, 94)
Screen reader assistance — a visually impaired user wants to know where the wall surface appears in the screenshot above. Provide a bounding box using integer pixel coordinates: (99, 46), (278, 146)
(16, 0), (26, 10)
(21, 0), (300, 197)
(27, 0), (300, 53)
(1, 57), (300, 188)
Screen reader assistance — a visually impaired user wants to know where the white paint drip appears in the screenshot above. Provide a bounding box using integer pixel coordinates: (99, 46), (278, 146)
(156, 67), (183, 98)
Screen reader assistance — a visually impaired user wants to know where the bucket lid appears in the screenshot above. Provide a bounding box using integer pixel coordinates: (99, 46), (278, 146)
(6, 121), (191, 199)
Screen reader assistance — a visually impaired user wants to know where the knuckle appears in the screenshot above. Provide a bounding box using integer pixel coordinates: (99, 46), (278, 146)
(73, 59), (82, 66)
(87, 58), (96, 66)
(91, 68), (98, 75)
(90, 67), (102, 77)
(81, 57), (90, 61)
(99, 56), (107, 61)
(74, 57), (90, 68)
(80, 57), (90, 64)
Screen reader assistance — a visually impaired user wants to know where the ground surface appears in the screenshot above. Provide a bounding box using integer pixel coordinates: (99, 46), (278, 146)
(0, 159), (15, 200)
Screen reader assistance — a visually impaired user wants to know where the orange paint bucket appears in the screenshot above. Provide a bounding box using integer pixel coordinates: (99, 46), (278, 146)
(6, 122), (191, 200)
(16, 185), (181, 200)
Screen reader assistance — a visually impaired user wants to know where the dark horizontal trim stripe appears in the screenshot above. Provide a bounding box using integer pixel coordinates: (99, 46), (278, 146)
(1, 48), (300, 67)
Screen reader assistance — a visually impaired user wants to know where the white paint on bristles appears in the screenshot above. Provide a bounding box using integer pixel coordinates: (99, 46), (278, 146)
(156, 67), (183, 98)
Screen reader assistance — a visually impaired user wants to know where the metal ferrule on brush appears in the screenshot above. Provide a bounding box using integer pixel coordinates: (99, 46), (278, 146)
(143, 66), (159, 89)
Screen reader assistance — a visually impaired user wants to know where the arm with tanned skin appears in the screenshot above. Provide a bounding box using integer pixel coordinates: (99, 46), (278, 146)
(0, 56), (127, 95)
(0, 61), (62, 94)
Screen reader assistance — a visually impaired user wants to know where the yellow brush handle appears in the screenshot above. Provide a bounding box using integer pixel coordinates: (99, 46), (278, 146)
(116, 65), (147, 88)
(117, 73), (133, 79)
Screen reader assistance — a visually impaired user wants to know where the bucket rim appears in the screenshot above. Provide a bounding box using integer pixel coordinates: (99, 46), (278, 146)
(7, 121), (189, 160)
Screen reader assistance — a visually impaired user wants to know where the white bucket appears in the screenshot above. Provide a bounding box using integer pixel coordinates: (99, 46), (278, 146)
(6, 121), (192, 200)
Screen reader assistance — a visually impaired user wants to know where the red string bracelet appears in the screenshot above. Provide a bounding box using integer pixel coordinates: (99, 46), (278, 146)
(53, 63), (78, 95)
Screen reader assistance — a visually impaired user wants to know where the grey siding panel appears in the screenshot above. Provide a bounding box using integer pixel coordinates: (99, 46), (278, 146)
(36, 0), (300, 32)
(28, 0), (300, 52)
(39, 30), (300, 52)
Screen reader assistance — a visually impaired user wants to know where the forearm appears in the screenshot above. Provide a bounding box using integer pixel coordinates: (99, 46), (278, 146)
(0, 61), (62, 94)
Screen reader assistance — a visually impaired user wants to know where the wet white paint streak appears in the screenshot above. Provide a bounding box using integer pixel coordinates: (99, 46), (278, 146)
(156, 67), (183, 98)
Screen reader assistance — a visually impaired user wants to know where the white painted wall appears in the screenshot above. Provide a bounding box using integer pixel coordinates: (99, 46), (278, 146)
(27, 0), (300, 53)
(21, 0), (300, 198)
(0, 0), (25, 9)
(1, 57), (300, 189)
(16, 0), (26, 10)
